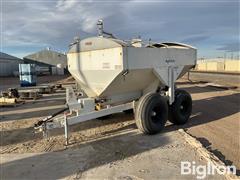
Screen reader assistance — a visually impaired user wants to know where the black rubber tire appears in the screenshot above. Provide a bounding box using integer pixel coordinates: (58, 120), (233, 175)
(168, 89), (192, 125)
(135, 93), (168, 134)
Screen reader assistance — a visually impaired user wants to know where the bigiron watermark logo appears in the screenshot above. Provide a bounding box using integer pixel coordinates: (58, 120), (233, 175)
(181, 161), (236, 179)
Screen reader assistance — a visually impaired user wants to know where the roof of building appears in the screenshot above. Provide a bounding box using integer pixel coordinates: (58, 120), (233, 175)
(23, 49), (67, 68)
(0, 52), (22, 61)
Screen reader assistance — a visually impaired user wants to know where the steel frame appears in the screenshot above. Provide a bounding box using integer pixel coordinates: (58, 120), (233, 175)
(40, 99), (134, 145)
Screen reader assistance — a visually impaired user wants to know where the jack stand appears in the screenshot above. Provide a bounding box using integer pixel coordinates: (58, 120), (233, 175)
(168, 66), (175, 105)
(42, 123), (49, 139)
(187, 71), (190, 81)
(64, 114), (69, 146)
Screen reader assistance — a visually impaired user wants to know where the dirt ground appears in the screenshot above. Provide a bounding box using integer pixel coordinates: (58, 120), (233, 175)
(0, 75), (136, 154)
(179, 83), (239, 170)
(181, 72), (240, 172)
(0, 73), (239, 178)
(188, 71), (240, 89)
(1, 130), (225, 180)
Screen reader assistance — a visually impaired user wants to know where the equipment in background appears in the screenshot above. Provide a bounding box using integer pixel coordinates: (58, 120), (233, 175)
(19, 64), (37, 87)
(1, 88), (19, 98)
(0, 88), (24, 107)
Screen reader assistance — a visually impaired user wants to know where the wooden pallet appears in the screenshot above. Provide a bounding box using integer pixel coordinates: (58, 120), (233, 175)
(38, 87), (55, 94)
(19, 86), (55, 95)
(0, 97), (25, 107)
(19, 91), (42, 100)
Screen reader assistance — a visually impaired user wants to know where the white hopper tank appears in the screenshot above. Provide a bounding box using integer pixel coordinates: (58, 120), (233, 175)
(67, 37), (196, 105)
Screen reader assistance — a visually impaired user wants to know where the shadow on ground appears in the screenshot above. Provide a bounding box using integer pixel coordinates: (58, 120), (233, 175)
(1, 85), (239, 146)
(0, 107), (66, 122)
(0, 113), (134, 146)
(180, 85), (227, 94)
(1, 93), (66, 114)
(176, 80), (208, 85)
(194, 137), (240, 175)
(1, 130), (170, 179)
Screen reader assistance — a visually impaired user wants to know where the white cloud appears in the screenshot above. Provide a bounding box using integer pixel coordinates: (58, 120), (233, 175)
(2, 0), (239, 58)
(2, 1), (129, 48)
(56, 0), (78, 11)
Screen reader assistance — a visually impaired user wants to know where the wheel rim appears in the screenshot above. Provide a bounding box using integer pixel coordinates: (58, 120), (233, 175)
(151, 104), (164, 124)
(180, 99), (191, 115)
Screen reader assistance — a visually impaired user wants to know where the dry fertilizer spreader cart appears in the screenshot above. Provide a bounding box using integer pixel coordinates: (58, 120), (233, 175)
(35, 20), (197, 145)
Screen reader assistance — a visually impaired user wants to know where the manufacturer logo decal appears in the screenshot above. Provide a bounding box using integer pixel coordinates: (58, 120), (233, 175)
(165, 59), (175, 63)
(85, 42), (92, 45)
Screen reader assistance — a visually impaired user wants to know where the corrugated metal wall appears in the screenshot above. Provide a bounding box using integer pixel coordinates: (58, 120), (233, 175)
(0, 60), (19, 76)
(24, 50), (67, 68)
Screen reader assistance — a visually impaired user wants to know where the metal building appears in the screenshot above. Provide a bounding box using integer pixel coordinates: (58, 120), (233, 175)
(23, 49), (67, 75)
(23, 49), (67, 69)
(0, 52), (22, 76)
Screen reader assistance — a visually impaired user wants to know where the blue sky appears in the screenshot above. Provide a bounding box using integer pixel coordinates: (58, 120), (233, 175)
(1, 0), (239, 59)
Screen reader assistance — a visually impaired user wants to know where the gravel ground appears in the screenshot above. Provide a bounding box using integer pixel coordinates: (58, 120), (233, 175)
(0, 74), (239, 178)
(1, 130), (225, 180)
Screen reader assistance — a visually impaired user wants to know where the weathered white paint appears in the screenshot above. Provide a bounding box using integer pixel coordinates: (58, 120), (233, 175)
(67, 37), (197, 104)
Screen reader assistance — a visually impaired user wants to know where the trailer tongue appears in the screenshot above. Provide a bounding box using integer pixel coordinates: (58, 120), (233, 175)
(35, 20), (197, 145)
